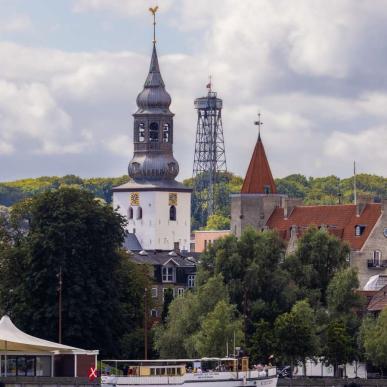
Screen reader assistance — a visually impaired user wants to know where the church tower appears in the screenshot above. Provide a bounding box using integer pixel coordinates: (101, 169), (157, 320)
(113, 9), (191, 251)
(231, 117), (284, 236)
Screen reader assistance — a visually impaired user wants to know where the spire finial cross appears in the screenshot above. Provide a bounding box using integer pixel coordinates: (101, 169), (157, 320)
(149, 6), (159, 44)
(254, 112), (263, 138)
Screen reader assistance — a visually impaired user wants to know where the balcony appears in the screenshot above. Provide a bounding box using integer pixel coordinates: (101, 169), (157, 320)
(367, 260), (387, 269)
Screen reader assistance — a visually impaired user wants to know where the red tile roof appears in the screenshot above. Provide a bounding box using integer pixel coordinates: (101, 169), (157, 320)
(367, 285), (387, 312)
(266, 203), (382, 250)
(241, 135), (277, 194)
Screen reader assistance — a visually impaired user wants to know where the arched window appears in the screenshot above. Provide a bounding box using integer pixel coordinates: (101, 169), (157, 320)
(169, 205), (176, 221)
(128, 207), (133, 219)
(149, 122), (159, 142)
(373, 250), (382, 266)
(138, 123), (145, 142)
(137, 206), (143, 220)
(163, 123), (170, 143)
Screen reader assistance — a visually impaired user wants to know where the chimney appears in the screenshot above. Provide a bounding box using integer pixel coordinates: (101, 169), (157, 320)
(356, 194), (372, 217)
(283, 198), (303, 219)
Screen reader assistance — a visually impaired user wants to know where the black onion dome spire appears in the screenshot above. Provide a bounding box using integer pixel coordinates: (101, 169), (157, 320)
(136, 44), (172, 113)
(128, 10), (179, 183)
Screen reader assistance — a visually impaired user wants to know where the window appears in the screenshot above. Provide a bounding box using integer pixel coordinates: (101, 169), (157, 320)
(373, 250), (382, 266)
(150, 309), (158, 318)
(128, 207), (133, 219)
(187, 274), (195, 288)
(151, 287), (158, 298)
(149, 122), (159, 142)
(137, 206), (143, 220)
(264, 185), (271, 194)
(355, 224), (366, 236)
(138, 123), (145, 142)
(163, 123), (170, 142)
(162, 267), (175, 283)
(177, 288), (184, 297)
(169, 205), (176, 221)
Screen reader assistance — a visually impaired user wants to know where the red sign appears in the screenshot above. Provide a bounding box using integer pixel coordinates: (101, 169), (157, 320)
(88, 367), (97, 381)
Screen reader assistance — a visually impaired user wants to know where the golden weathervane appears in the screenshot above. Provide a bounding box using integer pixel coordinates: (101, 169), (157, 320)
(149, 6), (159, 44)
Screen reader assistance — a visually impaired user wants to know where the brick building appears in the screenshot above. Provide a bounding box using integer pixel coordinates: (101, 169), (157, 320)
(231, 131), (387, 288)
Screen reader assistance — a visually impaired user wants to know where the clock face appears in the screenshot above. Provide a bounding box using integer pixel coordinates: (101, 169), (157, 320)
(384, 228), (387, 238)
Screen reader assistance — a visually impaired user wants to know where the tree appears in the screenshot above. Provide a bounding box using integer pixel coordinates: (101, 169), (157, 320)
(322, 319), (354, 377)
(327, 268), (364, 316)
(200, 228), (295, 339)
(274, 300), (318, 374)
(153, 275), (233, 358)
(247, 319), (275, 364)
(284, 227), (350, 305)
(361, 309), (387, 375)
(0, 187), (148, 357)
(192, 300), (243, 357)
(161, 288), (174, 323)
(204, 213), (230, 230)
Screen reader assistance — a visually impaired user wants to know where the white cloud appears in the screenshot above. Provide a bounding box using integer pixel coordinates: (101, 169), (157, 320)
(0, 14), (32, 33)
(73, 0), (173, 16)
(2, 0), (387, 180)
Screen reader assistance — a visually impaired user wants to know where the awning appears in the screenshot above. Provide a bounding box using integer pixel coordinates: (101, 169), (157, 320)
(0, 315), (83, 353)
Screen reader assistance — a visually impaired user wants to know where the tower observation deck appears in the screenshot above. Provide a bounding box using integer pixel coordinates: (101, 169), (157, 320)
(192, 88), (227, 225)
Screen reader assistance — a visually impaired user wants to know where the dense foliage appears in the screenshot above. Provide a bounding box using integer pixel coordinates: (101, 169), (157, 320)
(0, 187), (149, 358)
(2, 172), (384, 231)
(0, 174), (129, 207)
(155, 227), (366, 373)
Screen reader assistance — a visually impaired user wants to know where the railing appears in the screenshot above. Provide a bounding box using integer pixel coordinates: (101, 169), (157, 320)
(367, 260), (387, 269)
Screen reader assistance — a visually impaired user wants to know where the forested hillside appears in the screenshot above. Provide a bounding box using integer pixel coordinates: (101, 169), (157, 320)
(0, 173), (385, 226)
(0, 175), (129, 207)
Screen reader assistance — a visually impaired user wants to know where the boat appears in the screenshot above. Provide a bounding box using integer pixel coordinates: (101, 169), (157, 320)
(101, 357), (278, 387)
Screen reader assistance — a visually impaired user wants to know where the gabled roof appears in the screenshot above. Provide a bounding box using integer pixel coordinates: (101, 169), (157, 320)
(267, 203), (382, 250)
(130, 250), (197, 267)
(367, 284), (387, 312)
(241, 135), (277, 194)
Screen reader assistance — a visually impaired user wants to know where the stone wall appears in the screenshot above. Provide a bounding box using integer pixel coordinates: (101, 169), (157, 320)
(351, 199), (387, 288)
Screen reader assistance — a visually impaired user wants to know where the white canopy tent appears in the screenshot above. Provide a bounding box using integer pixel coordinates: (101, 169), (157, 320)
(0, 315), (97, 377)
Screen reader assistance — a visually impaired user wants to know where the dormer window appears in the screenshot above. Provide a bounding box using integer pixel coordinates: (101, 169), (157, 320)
(163, 123), (170, 143)
(162, 266), (175, 283)
(149, 122), (159, 142)
(355, 224), (366, 236)
(138, 123), (145, 142)
(264, 185), (271, 194)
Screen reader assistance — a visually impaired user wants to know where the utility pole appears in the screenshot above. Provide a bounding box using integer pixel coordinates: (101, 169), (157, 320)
(144, 287), (148, 360)
(57, 266), (63, 343)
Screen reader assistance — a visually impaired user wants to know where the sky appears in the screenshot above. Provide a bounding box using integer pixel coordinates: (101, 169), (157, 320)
(0, 0), (387, 182)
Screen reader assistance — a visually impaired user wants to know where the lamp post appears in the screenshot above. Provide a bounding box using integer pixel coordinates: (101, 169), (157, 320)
(57, 266), (63, 343)
(144, 287), (148, 360)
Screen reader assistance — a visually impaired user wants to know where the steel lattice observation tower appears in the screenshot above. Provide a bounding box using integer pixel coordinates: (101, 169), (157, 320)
(192, 82), (228, 224)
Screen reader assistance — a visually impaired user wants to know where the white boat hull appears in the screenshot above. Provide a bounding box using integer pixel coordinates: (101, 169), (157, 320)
(101, 374), (278, 387)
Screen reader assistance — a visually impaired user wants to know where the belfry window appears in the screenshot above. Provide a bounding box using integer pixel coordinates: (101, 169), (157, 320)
(137, 207), (143, 220)
(169, 205), (176, 221)
(264, 185), (271, 194)
(138, 123), (145, 142)
(128, 207), (133, 219)
(163, 123), (170, 143)
(149, 122), (159, 142)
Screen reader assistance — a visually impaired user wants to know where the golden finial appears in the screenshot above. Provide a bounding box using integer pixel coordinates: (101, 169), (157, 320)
(149, 6), (159, 44)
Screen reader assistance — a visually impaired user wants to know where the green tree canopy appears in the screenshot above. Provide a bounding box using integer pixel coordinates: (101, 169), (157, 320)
(204, 213), (230, 231)
(284, 227), (350, 305)
(274, 300), (318, 370)
(0, 187), (149, 357)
